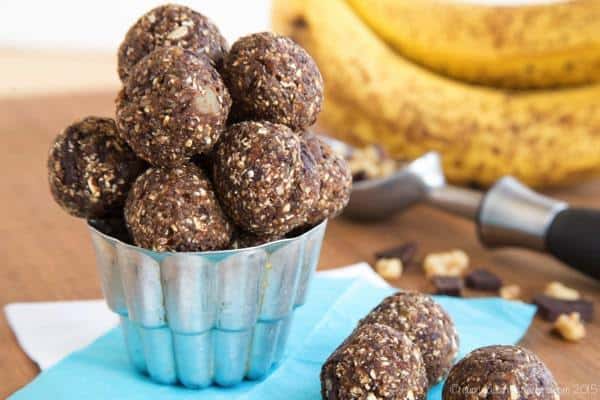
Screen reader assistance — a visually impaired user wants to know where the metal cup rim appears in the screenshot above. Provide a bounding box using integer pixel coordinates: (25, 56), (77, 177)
(86, 219), (327, 258)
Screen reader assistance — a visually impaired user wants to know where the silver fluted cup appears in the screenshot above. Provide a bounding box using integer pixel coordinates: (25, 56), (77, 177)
(88, 220), (327, 388)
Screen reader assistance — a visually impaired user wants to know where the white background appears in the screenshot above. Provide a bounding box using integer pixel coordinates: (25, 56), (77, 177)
(0, 1), (271, 51)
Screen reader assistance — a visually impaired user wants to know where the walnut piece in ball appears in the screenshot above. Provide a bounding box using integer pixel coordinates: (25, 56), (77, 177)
(223, 32), (323, 131)
(359, 291), (459, 386)
(442, 345), (560, 400)
(118, 4), (228, 82)
(302, 132), (352, 225)
(124, 164), (232, 252)
(213, 121), (320, 236)
(47, 117), (146, 219)
(321, 323), (428, 400)
(116, 46), (231, 167)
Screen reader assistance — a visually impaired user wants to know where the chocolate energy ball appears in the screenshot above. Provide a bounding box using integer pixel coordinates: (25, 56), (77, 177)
(47, 117), (146, 219)
(124, 164), (232, 252)
(443, 345), (560, 400)
(302, 132), (352, 225)
(359, 291), (459, 386)
(229, 229), (283, 250)
(223, 32), (323, 131)
(116, 46), (231, 167)
(321, 323), (428, 400)
(118, 4), (227, 82)
(212, 121), (320, 236)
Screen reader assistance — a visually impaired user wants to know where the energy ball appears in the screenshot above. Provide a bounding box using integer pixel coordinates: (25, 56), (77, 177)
(213, 121), (320, 236)
(116, 46), (231, 167)
(443, 345), (560, 400)
(359, 291), (459, 386)
(229, 229), (282, 249)
(321, 323), (428, 400)
(47, 117), (146, 219)
(124, 164), (232, 252)
(118, 4), (227, 82)
(223, 32), (323, 131)
(302, 132), (352, 225)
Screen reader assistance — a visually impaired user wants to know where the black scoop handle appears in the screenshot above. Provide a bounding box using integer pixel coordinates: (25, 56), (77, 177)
(546, 208), (600, 280)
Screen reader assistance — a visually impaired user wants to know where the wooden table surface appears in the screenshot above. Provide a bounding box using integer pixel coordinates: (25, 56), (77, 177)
(1, 92), (599, 399)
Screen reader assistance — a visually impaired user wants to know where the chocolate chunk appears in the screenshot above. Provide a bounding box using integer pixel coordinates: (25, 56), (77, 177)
(532, 294), (594, 322)
(212, 121), (320, 236)
(442, 345), (559, 400)
(352, 170), (368, 182)
(375, 241), (418, 265)
(125, 164), (233, 252)
(432, 276), (463, 297)
(117, 4), (228, 82)
(116, 46), (231, 167)
(321, 323), (428, 400)
(465, 268), (503, 291)
(47, 116), (147, 219)
(222, 32), (323, 131)
(358, 291), (459, 386)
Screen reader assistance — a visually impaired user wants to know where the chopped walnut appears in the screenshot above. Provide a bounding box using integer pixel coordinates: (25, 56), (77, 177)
(500, 284), (521, 300)
(347, 145), (400, 181)
(544, 281), (580, 301)
(374, 258), (403, 280)
(553, 312), (586, 342)
(423, 250), (469, 278)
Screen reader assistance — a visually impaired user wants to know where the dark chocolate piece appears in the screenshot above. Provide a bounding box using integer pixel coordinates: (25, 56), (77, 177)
(321, 323), (428, 400)
(116, 46), (231, 167)
(222, 32), (323, 131)
(118, 4), (227, 82)
(442, 345), (559, 400)
(302, 132), (352, 225)
(465, 268), (503, 291)
(358, 291), (459, 386)
(212, 121), (320, 236)
(47, 116), (146, 219)
(125, 164), (232, 252)
(432, 276), (463, 297)
(375, 241), (418, 265)
(532, 294), (594, 322)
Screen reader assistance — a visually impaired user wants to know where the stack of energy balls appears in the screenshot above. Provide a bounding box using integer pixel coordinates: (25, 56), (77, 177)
(47, 4), (351, 252)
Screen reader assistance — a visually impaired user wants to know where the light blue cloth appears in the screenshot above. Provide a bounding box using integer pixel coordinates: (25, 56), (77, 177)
(10, 278), (536, 400)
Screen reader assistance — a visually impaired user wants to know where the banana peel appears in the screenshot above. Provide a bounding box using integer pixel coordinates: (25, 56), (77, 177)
(347, 0), (600, 89)
(272, 0), (600, 188)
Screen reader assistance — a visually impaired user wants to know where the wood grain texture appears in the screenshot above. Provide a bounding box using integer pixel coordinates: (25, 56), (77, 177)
(0, 92), (598, 399)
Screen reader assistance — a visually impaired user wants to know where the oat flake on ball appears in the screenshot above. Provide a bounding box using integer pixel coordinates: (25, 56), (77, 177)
(442, 345), (560, 400)
(116, 46), (231, 167)
(223, 32), (324, 131)
(124, 164), (232, 252)
(213, 121), (320, 236)
(359, 291), (459, 386)
(47, 117), (146, 219)
(321, 323), (428, 400)
(117, 4), (228, 82)
(302, 132), (352, 225)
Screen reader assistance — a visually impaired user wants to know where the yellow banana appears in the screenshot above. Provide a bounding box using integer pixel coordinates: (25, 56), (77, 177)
(346, 0), (600, 89)
(272, 0), (600, 187)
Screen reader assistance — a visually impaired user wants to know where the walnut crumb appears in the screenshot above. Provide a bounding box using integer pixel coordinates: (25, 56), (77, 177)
(544, 281), (580, 301)
(374, 258), (403, 280)
(423, 250), (469, 278)
(499, 284), (521, 300)
(553, 312), (585, 342)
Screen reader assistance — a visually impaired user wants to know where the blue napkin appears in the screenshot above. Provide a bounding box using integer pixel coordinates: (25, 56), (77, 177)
(10, 278), (536, 400)
(240, 280), (537, 400)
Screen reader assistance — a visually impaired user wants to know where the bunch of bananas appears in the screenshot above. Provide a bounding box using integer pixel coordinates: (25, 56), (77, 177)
(272, 0), (600, 187)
